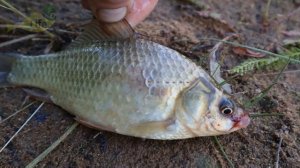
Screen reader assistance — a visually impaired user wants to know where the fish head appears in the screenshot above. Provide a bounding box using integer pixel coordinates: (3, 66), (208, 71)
(178, 77), (250, 136)
(207, 93), (250, 134)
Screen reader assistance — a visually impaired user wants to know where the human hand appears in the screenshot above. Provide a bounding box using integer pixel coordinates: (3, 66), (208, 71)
(82, 0), (158, 27)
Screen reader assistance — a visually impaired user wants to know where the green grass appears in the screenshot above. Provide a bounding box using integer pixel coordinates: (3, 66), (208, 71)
(230, 47), (300, 75)
(202, 37), (296, 167)
(0, 0), (55, 37)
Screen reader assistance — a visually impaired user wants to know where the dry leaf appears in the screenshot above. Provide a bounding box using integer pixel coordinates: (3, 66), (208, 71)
(232, 47), (265, 58)
(281, 30), (300, 37)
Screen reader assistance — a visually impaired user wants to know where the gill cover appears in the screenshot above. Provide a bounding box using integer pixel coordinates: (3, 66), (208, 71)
(177, 77), (217, 129)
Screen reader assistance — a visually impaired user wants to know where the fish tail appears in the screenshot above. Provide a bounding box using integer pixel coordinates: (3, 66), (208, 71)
(0, 53), (22, 87)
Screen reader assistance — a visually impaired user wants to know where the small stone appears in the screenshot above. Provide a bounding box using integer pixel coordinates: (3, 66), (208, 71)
(255, 88), (261, 93)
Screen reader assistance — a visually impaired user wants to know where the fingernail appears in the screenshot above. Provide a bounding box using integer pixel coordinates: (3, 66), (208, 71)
(97, 7), (127, 23)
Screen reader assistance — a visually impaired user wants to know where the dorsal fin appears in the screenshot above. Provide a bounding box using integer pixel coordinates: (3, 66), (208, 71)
(68, 19), (135, 48)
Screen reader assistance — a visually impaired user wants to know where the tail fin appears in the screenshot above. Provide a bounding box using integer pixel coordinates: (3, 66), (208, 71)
(0, 53), (22, 87)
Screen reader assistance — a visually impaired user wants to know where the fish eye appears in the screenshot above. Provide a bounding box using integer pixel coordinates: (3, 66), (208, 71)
(219, 98), (234, 116)
(221, 107), (233, 115)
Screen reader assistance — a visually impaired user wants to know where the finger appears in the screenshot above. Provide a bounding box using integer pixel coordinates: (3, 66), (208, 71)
(97, 7), (128, 22)
(81, 0), (90, 9)
(81, 0), (158, 26)
(89, 0), (132, 8)
(126, 0), (158, 27)
(82, 0), (133, 22)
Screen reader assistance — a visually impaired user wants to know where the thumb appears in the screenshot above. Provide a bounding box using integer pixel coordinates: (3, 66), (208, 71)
(97, 7), (128, 22)
(82, 0), (133, 23)
(82, 0), (158, 27)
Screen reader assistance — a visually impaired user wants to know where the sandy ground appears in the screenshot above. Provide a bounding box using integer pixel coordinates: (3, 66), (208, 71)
(0, 0), (300, 167)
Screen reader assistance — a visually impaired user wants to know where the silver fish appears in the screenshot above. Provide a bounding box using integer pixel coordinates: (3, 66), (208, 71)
(0, 20), (250, 139)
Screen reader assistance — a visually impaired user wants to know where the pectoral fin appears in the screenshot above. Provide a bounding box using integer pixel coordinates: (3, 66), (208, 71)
(129, 119), (175, 138)
(23, 88), (53, 103)
(75, 116), (116, 132)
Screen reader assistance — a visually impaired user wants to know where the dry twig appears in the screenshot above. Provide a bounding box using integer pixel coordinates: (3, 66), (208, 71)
(0, 34), (38, 48)
(0, 101), (37, 124)
(0, 102), (45, 153)
(272, 7), (300, 25)
(275, 135), (283, 168)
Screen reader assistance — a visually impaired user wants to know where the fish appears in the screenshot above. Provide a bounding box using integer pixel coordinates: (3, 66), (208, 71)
(0, 19), (250, 139)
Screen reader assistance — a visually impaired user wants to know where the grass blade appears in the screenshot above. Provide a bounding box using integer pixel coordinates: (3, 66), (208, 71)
(213, 136), (235, 168)
(26, 122), (79, 168)
(244, 58), (290, 108)
(202, 38), (300, 63)
(0, 0), (55, 38)
(250, 113), (284, 118)
(0, 101), (37, 124)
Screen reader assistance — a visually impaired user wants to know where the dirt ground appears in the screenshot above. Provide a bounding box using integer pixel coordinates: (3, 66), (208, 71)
(0, 0), (300, 167)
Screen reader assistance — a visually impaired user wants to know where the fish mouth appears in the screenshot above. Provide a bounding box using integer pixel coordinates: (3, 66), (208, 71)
(230, 113), (250, 131)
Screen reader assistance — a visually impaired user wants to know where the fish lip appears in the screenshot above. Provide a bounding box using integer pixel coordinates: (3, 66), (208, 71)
(230, 113), (251, 130)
